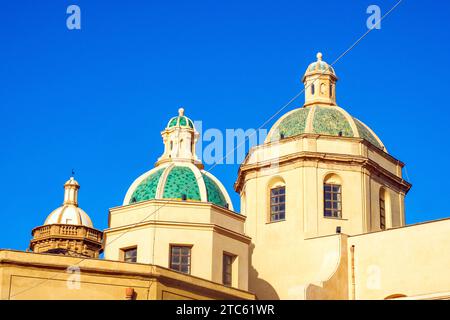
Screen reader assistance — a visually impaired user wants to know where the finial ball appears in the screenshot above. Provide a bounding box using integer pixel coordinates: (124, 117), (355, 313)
(316, 52), (323, 61)
(178, 107), (185, 116)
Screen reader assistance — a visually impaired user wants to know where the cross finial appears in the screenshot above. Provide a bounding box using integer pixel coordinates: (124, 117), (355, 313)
(71, 169), (75, 177)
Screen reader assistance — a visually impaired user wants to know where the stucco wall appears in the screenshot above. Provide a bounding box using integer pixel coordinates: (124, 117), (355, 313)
(104, 199), (250, 291)
(348, 219), (450, 299)
(0, 250), (255, 300)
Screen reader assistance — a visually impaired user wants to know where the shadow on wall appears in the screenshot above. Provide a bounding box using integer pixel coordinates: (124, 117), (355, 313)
(248, 244), (280, 300)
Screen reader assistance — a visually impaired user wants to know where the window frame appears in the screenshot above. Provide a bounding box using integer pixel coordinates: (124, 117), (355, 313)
(121, 246), (138, 263)
(222, 253), (235, 287)
(380, 193), (386, 230)
(169, 244), (192, 274)
(323, 183), (342, 218)
(269, 186), (286, 222)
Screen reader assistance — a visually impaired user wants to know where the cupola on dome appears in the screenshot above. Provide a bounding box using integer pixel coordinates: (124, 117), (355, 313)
(266, 52), (386, 152)
(43, 177), (94, 227)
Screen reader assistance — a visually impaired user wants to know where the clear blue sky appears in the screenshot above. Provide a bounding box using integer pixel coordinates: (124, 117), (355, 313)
(0, 1), (449, 250)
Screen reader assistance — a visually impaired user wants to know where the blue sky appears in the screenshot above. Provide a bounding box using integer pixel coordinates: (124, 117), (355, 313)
(0, 1), (449, 250)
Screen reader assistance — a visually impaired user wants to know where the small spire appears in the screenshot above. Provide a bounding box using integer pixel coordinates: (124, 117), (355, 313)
(178, 107), (185, 116)
(316, 52), (323, 61)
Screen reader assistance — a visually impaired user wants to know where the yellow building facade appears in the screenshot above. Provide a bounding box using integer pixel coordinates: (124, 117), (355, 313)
(1, 53), (449, 300)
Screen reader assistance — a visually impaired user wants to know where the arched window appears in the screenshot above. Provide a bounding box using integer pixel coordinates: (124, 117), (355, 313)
(324, 174), (342, 218)
(268, 178), (286, 222)
(270, 186), (285, 222)
(311, 84), (315, 95)
(320, 83), (326, 95)
(330, 84), (333, 97)
(170, 141), (173, 151)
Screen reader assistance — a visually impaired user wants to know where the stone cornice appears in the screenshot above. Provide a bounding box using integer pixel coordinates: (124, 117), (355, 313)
(234, 149), (411, 194)
(245, 133), (404, 167)
(104, 220), (251, 244)
(109, 199), (246, 223)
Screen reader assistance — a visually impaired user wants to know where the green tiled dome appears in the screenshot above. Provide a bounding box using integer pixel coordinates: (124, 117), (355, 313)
(353, 118), (383, 149)
(313, 106), (353, 137)
(129, 169), (164, 204)
(266, 105), (385, 152)
(167, 115), (194, 129)
(270, 108), (310, 142)
(163, 166), (201, 201)
(202, 173), (228, 208)
(166, 107), (194, 129)
(125, 164), (233, 210)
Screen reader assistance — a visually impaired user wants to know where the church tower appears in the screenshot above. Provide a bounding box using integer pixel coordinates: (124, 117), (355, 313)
(235, 53), (411, 299)
(29, 177), (103, 258)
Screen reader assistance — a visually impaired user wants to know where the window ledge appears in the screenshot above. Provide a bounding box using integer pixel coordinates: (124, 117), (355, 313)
(266, 219), (286, 224)
(323, 217), (348, 221)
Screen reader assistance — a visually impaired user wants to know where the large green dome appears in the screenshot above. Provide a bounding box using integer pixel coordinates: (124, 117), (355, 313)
(124, 163), (232, 210)
(266, 104), (386, 152)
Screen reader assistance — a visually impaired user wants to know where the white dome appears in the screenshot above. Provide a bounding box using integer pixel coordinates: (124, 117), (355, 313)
(44, 205), (93, 228)
(42, 176), (95, 228)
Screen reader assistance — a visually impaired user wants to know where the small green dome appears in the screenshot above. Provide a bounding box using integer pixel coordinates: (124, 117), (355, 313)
(126, 163), (233, 210)
(307, 61), (335, 74)
(267, 105), (385, 151)
(302, 52), (336, 81)
(167, 108), (194, 129)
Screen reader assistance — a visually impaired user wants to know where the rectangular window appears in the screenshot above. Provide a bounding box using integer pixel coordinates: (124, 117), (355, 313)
(324, 184), (342, 218)
(380, 197), (386, 230)
(223, 254), (234, 286)
(122, 247), (137, 263)
(170, 245), (191, 274)
(270, 187), (286, 222)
